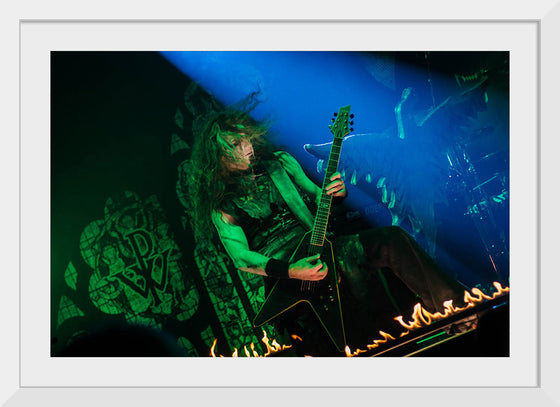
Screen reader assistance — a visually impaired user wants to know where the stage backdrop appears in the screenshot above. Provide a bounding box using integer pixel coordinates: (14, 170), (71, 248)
(51, 52), (281, 357)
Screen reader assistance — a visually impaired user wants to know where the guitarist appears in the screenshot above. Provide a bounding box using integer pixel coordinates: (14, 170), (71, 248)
(188, 108), (468, 355)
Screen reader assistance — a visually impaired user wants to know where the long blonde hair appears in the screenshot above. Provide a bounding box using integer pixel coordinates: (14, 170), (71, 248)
(188, 109), (273, 237)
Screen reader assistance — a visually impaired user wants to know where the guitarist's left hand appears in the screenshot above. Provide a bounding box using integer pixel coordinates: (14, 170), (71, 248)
(325, 172), (347, 198)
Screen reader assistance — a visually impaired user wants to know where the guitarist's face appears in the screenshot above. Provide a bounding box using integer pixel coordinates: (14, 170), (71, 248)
(220, 134), (254, 172)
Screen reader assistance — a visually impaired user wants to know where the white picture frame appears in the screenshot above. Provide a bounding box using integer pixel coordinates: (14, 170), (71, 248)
(4, 0), (557, 404)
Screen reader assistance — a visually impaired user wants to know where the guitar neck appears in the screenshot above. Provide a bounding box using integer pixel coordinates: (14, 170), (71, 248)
(309, 136), (343, 247)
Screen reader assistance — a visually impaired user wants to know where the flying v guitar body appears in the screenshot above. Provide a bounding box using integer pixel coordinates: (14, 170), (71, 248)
(252, 232), (347, 352)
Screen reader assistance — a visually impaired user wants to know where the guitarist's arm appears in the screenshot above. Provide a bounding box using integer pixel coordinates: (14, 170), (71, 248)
(274, 151), (348, 202)
(274, 151), (321, 200)
(212, 210), (328, 281)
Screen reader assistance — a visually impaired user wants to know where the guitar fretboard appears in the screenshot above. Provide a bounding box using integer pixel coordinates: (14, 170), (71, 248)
(309, 136), (344, 247)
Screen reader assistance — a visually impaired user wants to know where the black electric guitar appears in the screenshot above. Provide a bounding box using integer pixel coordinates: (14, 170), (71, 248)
(253, 105), (353, 352)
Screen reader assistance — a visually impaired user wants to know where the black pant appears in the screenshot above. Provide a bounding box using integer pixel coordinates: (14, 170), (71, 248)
(335, 226), (466, 314)
(277, 226), (467, 355)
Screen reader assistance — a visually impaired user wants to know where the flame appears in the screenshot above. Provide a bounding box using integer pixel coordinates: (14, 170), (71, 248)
(210, 338), (220, 357)
(344, 282), (509, 356)
(261, 330), (292, 356)
(366, 331), (396, 350)
(210, 329), (292, 357)
(345, 346), (369, 357)
(345, 331), (396, 357)
(395, 282), (508, 331)
(210, 283), (509, 357)
(250, 342), (260, 357)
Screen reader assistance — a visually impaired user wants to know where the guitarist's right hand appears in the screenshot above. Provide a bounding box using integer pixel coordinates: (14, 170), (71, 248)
(288, 254), (328, 281)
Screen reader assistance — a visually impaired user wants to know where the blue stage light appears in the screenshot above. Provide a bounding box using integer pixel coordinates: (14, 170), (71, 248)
(161, 51), (509, 287)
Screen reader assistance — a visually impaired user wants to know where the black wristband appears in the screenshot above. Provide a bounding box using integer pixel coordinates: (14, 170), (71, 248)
(265, 259), (290, 279)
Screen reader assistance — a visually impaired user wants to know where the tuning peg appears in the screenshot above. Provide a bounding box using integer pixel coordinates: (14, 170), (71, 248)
(333, 112), (338, 117)
(350, 127), (354, 132)
(331, 118), (335, 123)
(350, 121), (354, 125)
(350, 114), (354, 119)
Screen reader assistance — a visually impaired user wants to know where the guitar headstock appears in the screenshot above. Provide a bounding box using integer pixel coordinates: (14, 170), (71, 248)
(329, 105), (353, 140)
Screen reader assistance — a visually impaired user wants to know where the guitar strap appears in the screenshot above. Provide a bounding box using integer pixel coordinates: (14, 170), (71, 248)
(264, 159), (314, 231)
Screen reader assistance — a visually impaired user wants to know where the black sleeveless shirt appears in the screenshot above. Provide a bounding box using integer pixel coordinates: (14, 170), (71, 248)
(220, 163), (310, 263)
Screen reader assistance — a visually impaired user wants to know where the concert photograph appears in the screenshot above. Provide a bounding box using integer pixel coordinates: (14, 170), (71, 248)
(50, 50), (510, 359)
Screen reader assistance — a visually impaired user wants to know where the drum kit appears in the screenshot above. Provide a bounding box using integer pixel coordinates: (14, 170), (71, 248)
(445, 136), (509, 284)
